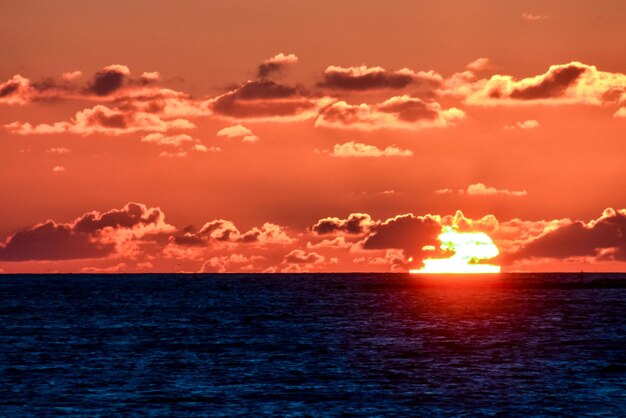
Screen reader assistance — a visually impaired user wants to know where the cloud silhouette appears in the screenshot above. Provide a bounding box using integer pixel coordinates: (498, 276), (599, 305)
(86, 64), (130, 96)
(362, 214), (442, 262)
(511, 208), (626, 261)
(311, 213), (377, 235)
(318, 65), (441, 91)
(210, 80), (329, 121)
(0, 203), (174, 261)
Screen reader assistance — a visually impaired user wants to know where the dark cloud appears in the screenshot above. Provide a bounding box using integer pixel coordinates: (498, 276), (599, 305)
(510, 65), (586, 100)
(317, 66), (442, 91)
(362, 214), (442, 260)
(0, 222), (113, 261)
(232, 80), (297, 99)
(0, 80), (20, 97)
(257, 53), (298, 79)
(465, 61), (626, 105)
(172, 220), (292, 246)
(0, 203), (171, 261)
(74, 203), (164, 233)
(173, 220), (239, 246)
(511, 209), (626, 261)
(319, 67), (414, 90)
(258, 62), (283, 79)
(378, 97), (439, 122)
(0, 75), (34, 104)
(31, 78), (59, 92)
(0, 65), (176, 107)
(210, 80), (320, 120)
(87, 107), (129, 129)
(86, 65), (129, 96)
(311, 213), (376, 235)
(172, 234), (204, 246)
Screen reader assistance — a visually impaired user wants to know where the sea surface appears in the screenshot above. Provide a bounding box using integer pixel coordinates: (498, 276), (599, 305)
(1, 273), (626, 416)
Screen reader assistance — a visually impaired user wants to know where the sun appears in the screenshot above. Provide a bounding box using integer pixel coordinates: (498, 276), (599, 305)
(410, 227), (501, 274)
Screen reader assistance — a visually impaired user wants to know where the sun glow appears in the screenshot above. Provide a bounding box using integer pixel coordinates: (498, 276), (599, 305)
(410, 227), (501, 274)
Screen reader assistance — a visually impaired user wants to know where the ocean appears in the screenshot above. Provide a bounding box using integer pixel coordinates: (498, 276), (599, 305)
(1, 273), (625, 416)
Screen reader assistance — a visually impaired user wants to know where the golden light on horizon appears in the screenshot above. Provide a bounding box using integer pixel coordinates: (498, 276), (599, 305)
(410, 227), (501, 274)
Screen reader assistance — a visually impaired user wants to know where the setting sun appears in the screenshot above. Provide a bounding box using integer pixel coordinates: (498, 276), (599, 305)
(410, 227), (501, 274)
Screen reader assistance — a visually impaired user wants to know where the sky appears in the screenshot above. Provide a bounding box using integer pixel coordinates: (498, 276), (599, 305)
(1, 0), (626, 273)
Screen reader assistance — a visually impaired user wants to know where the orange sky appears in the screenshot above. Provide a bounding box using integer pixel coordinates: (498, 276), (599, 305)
(1, 1), (626, 273)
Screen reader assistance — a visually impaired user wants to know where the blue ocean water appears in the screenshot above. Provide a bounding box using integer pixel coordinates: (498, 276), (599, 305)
(1, 273), (625, 416)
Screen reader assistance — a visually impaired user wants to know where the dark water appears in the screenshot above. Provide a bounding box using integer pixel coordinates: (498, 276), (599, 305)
(1, 273), (626, 416)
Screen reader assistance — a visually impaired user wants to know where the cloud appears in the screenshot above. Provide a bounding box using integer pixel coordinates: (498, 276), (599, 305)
(140, 71), (160, 82)
(112, 87), (210, 119)
(434, 59), (495, 98)
(86, 64), (130, 96)
(346, 189), (398, 197)
(0, 203), (174, 261)
(438, 70), (482, 98)
(353, 249), (407, 271)
(493, 217), (570, 255)
(0, 65), (210, 122)
(81, 262), (128, 273)
(522, 12), (548, 21)
(311, 213), (377, 236)
(312, 210), (501, 270)
(442, 210), (500, 235)
(0, 75), (36, 105)
(318, 65), (442, 91)
(142, 133), (196, 147)
(61, 71), (82, 81)
(159, 151), (188, 158)
(467, 62), (626, 105)
(257, 53), (299, 78)
(47, 147), (70, 154)
(173, 220), (294, 247)
(209, 80), (330, 122)
(360, 214), (444, 267)
(216, 125), (259, 142)
(466, 183), (528, 196)
(306, 236), (353, 249)
(614, 107), (626, 118)
(315, 95), (465, 131)
(239, 223), (295, 245)
(162, 209), (529, 272)
(329, 141), (412, 157)
(7, 203), (620, 271)
(137, 261), (154, 270)
(6, 104), (195, 136)
(0, 65), (132, 104)
(193, 144), (221, 153)
(142, 131), (215, 156)
(200, 253), (263, 273)
(505, 119), (539, 130)
(466, 58), (494, 72)
(435, 184), (527, 197)
(283, 249), (325, 264)
(510, 208), (626, 262)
